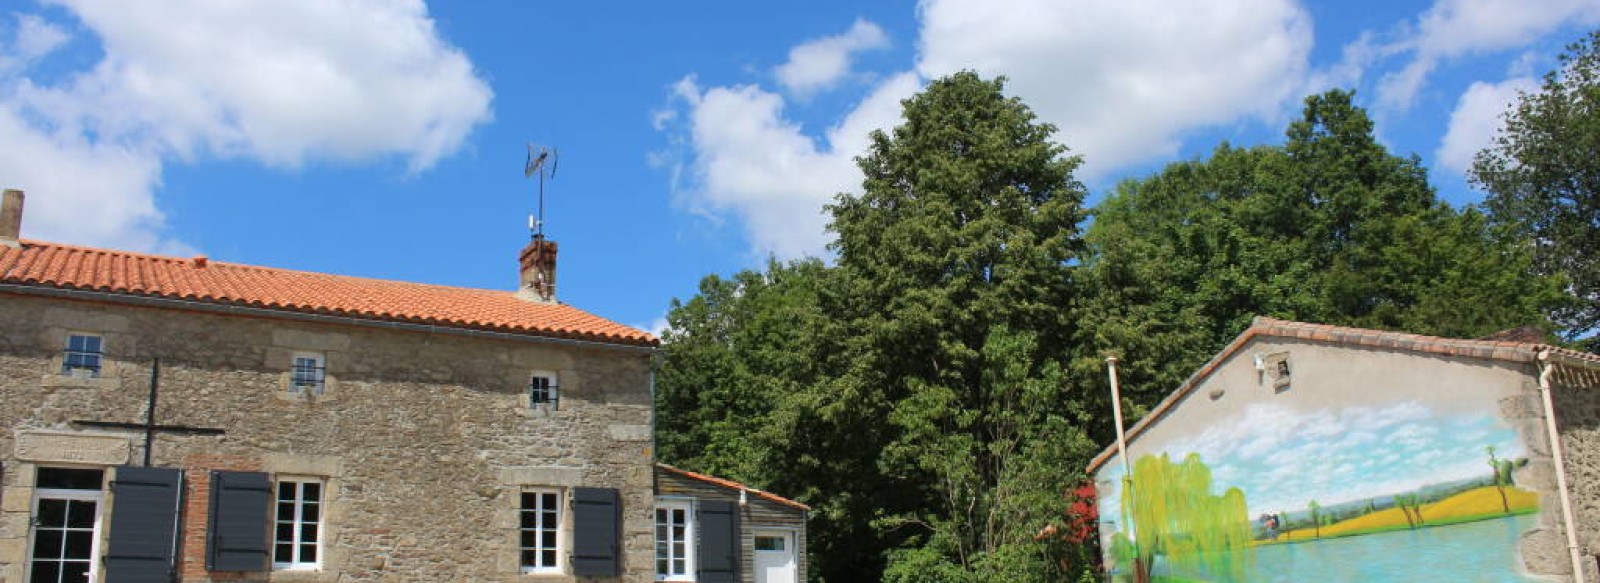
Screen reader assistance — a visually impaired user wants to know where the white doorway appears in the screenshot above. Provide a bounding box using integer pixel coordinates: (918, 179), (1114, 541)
(753, 530), (796, 583)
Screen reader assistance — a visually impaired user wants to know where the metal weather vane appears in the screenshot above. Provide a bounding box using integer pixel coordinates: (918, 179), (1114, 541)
(524, 143), (559, 239)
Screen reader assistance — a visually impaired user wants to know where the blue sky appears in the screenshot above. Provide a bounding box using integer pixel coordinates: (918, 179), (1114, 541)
(2, 1), (1597, 333)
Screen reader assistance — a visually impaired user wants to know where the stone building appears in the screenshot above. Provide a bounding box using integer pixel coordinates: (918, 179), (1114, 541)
(0, 188), (671, 582)
(652, 464), (807, 583)
(1089, 317), (1600, 582)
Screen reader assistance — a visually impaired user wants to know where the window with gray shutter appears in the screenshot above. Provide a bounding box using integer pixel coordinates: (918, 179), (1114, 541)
(571, 487), (620, 577)
(105, 466), (184, 582)
(206, 471), (271, 572)
(696, 499), (739, 583)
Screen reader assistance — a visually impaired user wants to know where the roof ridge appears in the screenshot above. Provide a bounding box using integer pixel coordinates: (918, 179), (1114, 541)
(21, 239), (519, 296)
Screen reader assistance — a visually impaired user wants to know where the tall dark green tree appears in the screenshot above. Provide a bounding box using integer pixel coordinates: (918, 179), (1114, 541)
(829, 71), (1095, 581)
(1078, 90), (1560, 404)
(1472, 30), (1600, 346)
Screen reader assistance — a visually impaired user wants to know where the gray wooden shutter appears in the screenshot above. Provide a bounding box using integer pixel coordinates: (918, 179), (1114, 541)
(206, 471), (271, 572)
(105, 466), (184, 582)
(697, 499), (740, 583)
(571, 487), (620, 576)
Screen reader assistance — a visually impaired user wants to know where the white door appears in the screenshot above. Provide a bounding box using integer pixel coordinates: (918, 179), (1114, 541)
(753, 530), (796, 583)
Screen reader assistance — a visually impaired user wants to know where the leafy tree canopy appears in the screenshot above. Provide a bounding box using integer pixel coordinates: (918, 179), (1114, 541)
(1472, 30), (1600, 346)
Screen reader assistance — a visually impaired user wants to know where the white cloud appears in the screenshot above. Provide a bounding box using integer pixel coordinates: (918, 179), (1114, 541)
(917, 0), (1313, 179)
(1376, 0), (1600, 109)
(0, 0), (492, 251)
(662, 0), (1315, 259)
(1435, 75), (1535, 174)
(12, 13), (70, 61)
(635, 315), (670, 338)
(774, 19), (890, 97)
(666, 72), (919, 259)
(0, 104), (180, 253)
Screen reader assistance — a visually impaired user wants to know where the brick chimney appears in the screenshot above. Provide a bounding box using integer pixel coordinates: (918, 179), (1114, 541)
(0, 189), (23, 248)
(517, 235), (558, 303)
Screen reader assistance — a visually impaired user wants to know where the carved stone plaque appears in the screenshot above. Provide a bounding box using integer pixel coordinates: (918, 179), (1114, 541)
(14, 431), (130, 465)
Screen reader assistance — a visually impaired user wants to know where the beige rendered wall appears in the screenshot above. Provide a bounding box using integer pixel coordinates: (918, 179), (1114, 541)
(1094, 336), (1577, 581)
(0, 293), (655, 583)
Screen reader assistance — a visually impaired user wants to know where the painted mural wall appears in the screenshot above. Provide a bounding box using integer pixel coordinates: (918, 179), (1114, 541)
(1094, 338), (1551, 583)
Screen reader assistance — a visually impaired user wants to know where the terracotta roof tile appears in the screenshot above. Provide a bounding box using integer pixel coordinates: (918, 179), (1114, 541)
(0, 240), (657, 348)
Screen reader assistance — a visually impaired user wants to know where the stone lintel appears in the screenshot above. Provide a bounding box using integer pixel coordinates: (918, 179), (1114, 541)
(498, 465), (583, 487)
(14, 430), (129, 465)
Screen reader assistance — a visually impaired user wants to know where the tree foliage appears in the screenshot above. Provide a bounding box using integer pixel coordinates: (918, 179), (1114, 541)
(1472, 30), (1600, 345)
(828, 71), (1095, 579)
(1078, 90), (1560, 398)
(655, 80), (1563, 583)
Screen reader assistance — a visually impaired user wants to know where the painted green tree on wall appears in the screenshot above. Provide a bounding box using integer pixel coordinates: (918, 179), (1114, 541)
(1487, 446), (1515, 513)
(1395, 494), (1425, 528)
(1116, 453), (1250, 583)
(1307, 500), (1323, 539)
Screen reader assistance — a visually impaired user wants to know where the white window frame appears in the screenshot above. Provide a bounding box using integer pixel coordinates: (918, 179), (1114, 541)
(27, 469), (105, 583)
(289, 352), (326, 395)
(272, 477), (324, 571)
(61, 333), (104, 378)
(654, 498), (696, 581)
(519, 487), (564, 575)
(528, 371), (559, 410)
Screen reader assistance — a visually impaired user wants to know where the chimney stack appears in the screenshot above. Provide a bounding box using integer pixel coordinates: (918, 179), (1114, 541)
(0, 189), (23, 248)
(517, 235), (558, 303)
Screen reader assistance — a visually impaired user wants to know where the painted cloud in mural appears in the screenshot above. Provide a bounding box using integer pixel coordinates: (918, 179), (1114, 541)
(1098, 401), (1525, 519)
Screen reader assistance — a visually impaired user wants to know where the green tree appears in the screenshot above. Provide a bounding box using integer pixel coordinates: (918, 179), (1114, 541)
(1472, 30), (1600, 346)
(830, 71), (1094, 581)
(1079, 90), (1560, 399)
(654, 258), (886, 581)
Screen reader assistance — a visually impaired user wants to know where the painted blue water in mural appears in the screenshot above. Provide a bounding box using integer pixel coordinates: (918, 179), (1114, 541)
(1141, 514), (1546, 582)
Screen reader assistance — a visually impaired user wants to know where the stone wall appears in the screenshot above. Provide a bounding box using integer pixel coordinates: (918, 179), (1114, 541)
(0, 293), (655, 582)
(1554, 375), (1600, 582)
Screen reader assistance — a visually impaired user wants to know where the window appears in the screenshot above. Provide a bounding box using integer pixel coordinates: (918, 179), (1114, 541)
(754, 535), (785, 551)
(528, 373), (559, 410)
(290, 353), (326, 394)
(654, 500), (694, 580)
(520, 489), (562, 574)
(273, 479), (322, 570)
(60, 334), (102, 378)
(29, 467), (104, 583)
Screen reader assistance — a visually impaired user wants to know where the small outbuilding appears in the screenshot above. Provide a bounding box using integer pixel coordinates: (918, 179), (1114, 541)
(653, 463), (808, 583)
(1089, 317), (1600, 582)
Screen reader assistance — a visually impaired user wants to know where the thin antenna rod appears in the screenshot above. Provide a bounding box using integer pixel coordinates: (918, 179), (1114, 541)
(525, 143), (558, 240)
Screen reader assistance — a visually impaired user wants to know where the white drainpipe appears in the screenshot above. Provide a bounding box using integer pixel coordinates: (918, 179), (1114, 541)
(1537, 349), (1587, 583)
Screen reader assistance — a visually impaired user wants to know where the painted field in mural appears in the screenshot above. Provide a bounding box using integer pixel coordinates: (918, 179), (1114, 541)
(1096, 402), (1543, 582)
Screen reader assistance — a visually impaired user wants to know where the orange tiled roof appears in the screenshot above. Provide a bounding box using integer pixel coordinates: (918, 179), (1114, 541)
(1086, 317), (1600, 473)
(655, 463), (811, 511)
(0, 240), (657, 348)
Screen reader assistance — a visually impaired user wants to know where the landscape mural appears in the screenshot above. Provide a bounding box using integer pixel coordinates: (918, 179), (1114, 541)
(1095, 401), (1545, 582)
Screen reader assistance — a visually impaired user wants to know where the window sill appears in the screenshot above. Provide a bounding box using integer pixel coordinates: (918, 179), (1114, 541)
(521, 571), (574, 582)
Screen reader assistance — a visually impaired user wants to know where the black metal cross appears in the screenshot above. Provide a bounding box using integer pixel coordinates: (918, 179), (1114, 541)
(72, 358), (225, 466)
